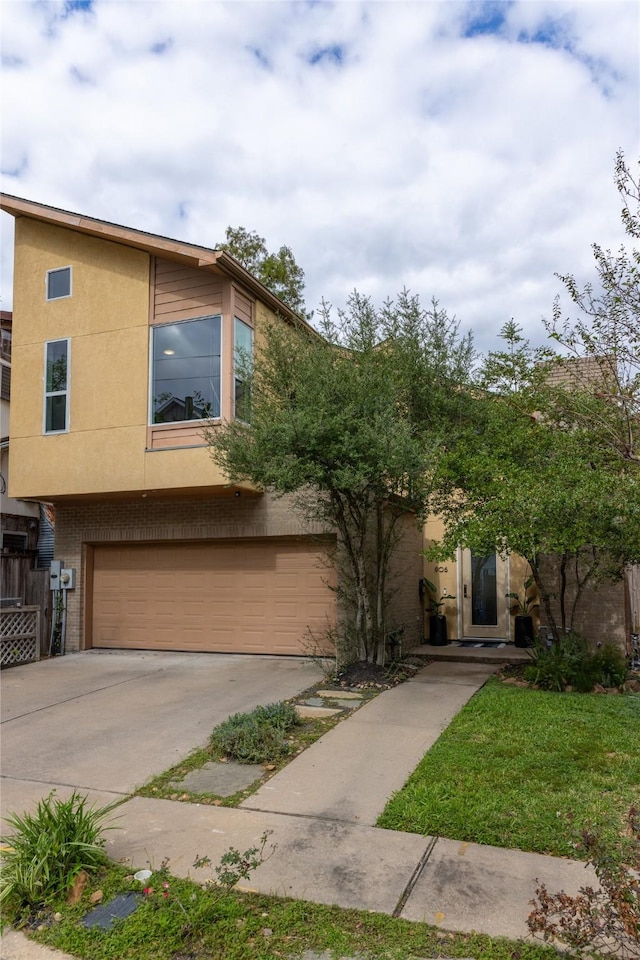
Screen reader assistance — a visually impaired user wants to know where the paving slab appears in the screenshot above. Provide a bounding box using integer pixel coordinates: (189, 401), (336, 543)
(0, 930), (75, 959)
(401, 836), (596, 940)
(242, 664), (496, 825)
(316, 690), (364, 700)
(168, 760), (263, 797)
(106, 795), (432, 914)
(1, 780), (125, 831)
(296, 704), (342, 718)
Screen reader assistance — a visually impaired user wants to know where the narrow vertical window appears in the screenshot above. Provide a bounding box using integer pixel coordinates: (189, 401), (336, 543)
(234, 318), (253, 421)
(44, 339), (69, 433)
(46, 267), (72, 301)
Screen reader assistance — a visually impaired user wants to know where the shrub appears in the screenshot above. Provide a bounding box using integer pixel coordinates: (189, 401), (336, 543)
(210, 700), (300, 763)
(0, 791), (116, 915)
(525, 632), (588, 691)
(526, 634), (628, 692)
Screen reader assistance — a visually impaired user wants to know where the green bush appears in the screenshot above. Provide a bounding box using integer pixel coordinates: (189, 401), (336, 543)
(0, 791), (116, 915)
(526, 635), (628, 692)
(589, 643), (628, 688)
(210, 700), (300, 763)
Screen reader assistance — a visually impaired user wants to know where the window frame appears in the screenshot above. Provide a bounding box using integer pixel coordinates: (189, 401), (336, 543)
(233, 316), (254, 422)
(148, 314), (223, 427)
(45, 266), (72, 302)
(43, 338), (70, 435)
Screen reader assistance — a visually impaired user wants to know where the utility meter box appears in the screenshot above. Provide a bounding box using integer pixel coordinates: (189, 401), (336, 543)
(50, 559), (63, 591)
(60, 568), (76, 590)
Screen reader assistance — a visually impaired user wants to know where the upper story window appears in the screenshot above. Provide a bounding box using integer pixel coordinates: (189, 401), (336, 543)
(234, 317), (253, 421)
(46, 266), (72, 301)
(44, 338), (70, 434)
(151, 315), (221, 424)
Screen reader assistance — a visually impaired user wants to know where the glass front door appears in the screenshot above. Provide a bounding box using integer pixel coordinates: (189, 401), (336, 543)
(461, 549), (507, 640)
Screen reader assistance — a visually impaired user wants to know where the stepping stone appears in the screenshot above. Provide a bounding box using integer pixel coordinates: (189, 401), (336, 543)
(295, 704), (342, 719)
(81, 892), (141, 930)
(303, 697), (327, 707)
(316, 690), (364, 699)
(331, 699), (361, 710)
(168, 761), (263, 797)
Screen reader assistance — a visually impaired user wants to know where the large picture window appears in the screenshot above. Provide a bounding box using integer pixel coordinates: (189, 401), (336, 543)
(234, 317), (253, 421)
(151, 315), (221, 424)
(44, 338), (70, 433)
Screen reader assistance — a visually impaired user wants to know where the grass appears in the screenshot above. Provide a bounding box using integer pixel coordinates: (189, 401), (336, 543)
(378, 678), (640, 859)
(21, 861), (561, 960)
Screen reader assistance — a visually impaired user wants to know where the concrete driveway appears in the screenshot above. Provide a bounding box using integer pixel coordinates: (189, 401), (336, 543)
(1, 650), (323, 823)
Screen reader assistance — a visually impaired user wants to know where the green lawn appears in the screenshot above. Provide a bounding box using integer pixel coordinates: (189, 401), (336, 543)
(377, 678), (640, 858)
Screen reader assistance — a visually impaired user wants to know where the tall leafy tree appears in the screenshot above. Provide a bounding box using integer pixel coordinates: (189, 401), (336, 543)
(218, 226), (309, 319)
(207, 290), (474, 665)
(545, 152), (640, 465)
(432, 322), (639, 643)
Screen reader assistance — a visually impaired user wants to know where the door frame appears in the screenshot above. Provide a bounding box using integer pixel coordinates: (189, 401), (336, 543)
(457, 547), (512, 642)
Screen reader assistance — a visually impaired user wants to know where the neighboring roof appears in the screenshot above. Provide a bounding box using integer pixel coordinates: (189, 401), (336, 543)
(0, 193), (310, 330)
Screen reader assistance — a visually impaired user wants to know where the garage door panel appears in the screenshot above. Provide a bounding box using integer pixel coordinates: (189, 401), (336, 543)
(92, 539), (336, 655)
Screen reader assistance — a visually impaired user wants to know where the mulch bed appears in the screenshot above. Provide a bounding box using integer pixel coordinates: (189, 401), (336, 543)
(330, 657), (427, 690)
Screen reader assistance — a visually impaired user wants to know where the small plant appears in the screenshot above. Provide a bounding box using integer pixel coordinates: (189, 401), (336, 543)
(210, 701), (301, 763)
(506, 575), (540, 616)
(0, 791), (117, 915)
(528, 807), (639, 958)
(137, 833), (275, 945)
(423, 578), (455, 614)
(193, 829), (274, 891)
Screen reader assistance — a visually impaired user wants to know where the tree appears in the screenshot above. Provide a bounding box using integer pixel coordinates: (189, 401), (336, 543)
(206, 290), (474, 666)
(217, 226), (310, 319)
(431, 322), (639, 644)
(545, 151), (640, 465)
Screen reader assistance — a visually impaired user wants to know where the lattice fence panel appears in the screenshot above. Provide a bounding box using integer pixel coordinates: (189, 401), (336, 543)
(0, 607), (40, 667)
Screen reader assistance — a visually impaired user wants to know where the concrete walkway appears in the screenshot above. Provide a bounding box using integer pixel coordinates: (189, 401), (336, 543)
(2, 660), (596, 957)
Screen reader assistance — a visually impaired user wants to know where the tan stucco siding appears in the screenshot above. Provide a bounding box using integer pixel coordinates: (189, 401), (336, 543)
(8, 218), (231, 498)
(13, 218), (151, 345)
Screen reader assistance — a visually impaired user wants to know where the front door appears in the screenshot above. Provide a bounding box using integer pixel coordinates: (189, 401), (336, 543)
(460, 549), (508, 640)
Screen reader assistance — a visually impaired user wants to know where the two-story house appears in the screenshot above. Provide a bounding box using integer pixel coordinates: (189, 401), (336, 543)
(1, 195), (423, 658)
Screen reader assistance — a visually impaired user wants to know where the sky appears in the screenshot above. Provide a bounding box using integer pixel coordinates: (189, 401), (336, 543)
(1, 0), (638, 355)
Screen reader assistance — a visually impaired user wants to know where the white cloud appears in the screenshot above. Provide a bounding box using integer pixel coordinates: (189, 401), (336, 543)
(1, 0), (637, 354)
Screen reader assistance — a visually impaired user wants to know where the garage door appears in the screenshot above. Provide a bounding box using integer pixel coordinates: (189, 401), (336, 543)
(92, 539), (336, 655)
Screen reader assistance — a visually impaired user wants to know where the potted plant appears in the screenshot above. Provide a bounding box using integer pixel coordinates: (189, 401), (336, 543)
(506, 576), (539, 648)
(424, 578), (455, 646)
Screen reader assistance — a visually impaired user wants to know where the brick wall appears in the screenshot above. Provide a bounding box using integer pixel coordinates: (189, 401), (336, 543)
(537, 554), (627, 649)
(385, 512), (424, 655)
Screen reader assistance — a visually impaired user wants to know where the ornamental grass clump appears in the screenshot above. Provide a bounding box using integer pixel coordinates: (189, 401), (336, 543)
(0, 790), (117, 916)
(210, 701), (301, 763)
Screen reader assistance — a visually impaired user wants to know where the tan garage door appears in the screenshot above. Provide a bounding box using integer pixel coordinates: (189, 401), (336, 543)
(92, 539), (336, 655)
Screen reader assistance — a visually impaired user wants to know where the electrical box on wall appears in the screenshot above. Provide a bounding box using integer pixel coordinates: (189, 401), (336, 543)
(49, 559), (63, 591)
(60, 568), (76, 590)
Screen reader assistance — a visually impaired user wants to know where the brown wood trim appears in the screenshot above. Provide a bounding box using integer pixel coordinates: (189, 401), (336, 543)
(82, 543), (94, 650)
(147, 421), (213, 449)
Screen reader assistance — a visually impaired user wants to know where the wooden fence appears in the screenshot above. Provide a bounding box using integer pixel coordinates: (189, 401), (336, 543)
(1, 554), (50, 655)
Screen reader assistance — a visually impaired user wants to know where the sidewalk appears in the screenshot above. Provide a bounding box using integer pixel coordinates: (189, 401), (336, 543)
(1, 660), (596, 957)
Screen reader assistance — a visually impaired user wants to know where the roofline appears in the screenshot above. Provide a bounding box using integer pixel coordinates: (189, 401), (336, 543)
(0, 193), (313, 330)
